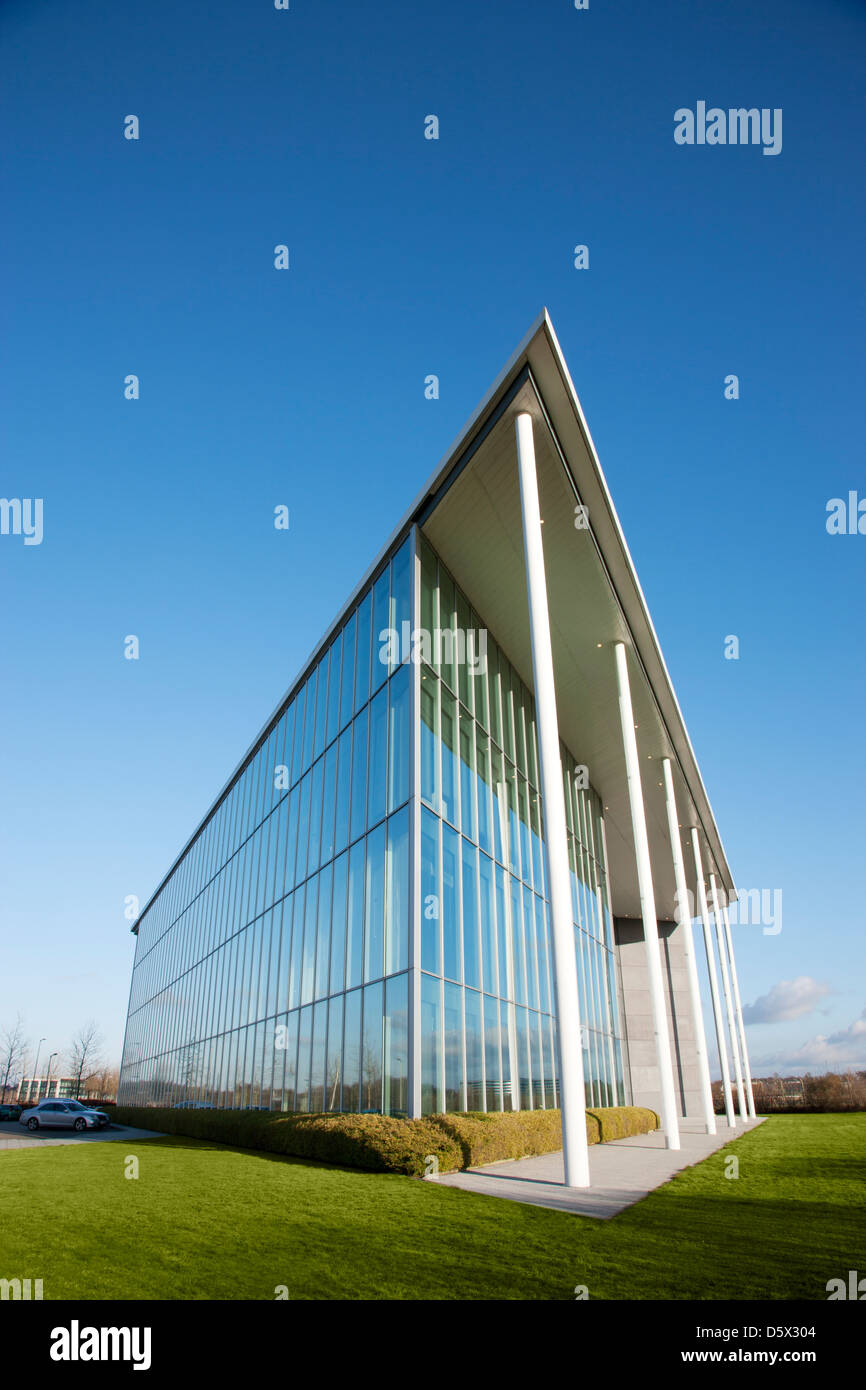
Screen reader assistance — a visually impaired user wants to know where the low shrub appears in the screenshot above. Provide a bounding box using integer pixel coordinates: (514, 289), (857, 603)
(429, 1109), (598, 1167)
(111, 1103), (660, 1176)
(112, 1107), (461, 1176)
(587, 1106), (660, 1142)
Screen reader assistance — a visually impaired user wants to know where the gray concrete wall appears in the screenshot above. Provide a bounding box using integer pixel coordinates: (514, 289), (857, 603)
(614, 917), (703, 1119)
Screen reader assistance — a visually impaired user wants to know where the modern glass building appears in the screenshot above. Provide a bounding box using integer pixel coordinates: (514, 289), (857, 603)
(119, 312), (755, 1180)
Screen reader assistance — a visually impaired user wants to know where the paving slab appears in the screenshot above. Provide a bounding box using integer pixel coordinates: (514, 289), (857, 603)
(0, 1121), (163, 1152)
(434, 1117), (766, 1218)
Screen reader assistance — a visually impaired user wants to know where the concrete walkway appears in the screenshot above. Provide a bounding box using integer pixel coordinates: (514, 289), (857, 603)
(434, 1117), (765, 1219)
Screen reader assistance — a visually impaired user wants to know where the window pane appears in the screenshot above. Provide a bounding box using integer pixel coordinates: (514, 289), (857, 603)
(484, 993), (502, 1112)
(295, 771), (311, 885)
(440, 687), (458, 826)
(325, 995), (344, 1111)
(420, 675), (438, 811)
(464, 988), (484, 1111)
(389, 537), (412, 675)
(281, 1010), (299, 1110)
(442, 823), (460, 983)
(459, 716), (475, 842)
(346, 840), (365, 990)
(334, 726), (351, 857)
(349, 706), (369, 845)
(306, 756), (324, 877)
(354, 592), (372, 713)
(420, 537), (437, 673)
(479, 850), (497, 996)
(343, 988), (362, 1112)
(421, 972), (443, 1115)
(330, 851), (347, 996)
(309, 1001), (327, 1111)
(301, 874), (318, 1005)
(439, 571), (456, 693)
(420, 808), (441, 975)
(319, 746), (337, 869)
(367, 684), (388, 830)
(387, 665), (410, 813)
(339, 613), (356, 731)
(384, 973), (409, 1116)
(443, 982), (464, 1112)
(326, 634), (342, 748)
(313, 655), (329, 763)
(462, 838), (480, 990)
(302, 670), (317, 774)
(315, 863), (332, 1000)
(370, 566), (390, 695)
(385, 806), (409, 976)
(364, 822), (386, 983)
(361, 981), (383, 1112)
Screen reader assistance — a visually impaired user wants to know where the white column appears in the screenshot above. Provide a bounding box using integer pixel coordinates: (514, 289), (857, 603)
(408, 527), (422, 1118)
(720, 895), (757, 1118)
(515, 412), (590, 1187)
(613, 641), (680, 1150)
(661, 759), (715, 1135)
(691, 831), (735, 1128)
(709, 873), (747, 1121)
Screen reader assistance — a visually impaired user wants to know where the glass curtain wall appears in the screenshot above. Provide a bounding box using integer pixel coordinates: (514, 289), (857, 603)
(119, 536), (413, 1114)
(418, 533), (626, 1113)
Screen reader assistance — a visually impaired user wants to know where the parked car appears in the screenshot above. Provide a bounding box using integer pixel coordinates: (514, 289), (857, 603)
(19, 1099), (111, 1132)
(0, 1103), (22, 1122)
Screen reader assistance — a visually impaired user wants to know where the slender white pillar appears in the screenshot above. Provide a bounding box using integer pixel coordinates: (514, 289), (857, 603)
(709, 873), (747, 1121)
(613, 642), (680, 1150)
(720, 895), (757, 1118)
(661, 759), (715, 1135)
(515, 412), (590, 1187)
(691, 830), (735, 1128)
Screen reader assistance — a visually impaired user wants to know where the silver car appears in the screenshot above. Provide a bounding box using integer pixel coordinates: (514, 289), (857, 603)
(19, 1099), (110, 1132)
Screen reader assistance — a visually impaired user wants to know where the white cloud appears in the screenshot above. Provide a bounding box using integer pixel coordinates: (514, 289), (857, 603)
(753, 1008), (866, 1073)
(742, 976), (831, 1025)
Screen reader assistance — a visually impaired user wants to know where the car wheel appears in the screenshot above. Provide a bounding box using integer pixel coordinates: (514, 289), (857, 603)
(27, 1116), (39, 1131)
(73, 1118), (87, 1132)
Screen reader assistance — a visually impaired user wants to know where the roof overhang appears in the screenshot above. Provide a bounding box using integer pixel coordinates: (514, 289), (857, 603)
(407, 309), (735, 917)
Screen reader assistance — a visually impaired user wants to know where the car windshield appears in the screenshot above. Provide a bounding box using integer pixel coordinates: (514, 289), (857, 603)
(63, 1101), (85, 1110)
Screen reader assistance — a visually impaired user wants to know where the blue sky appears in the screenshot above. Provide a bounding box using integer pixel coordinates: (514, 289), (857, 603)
(1, 0), (864, 1080)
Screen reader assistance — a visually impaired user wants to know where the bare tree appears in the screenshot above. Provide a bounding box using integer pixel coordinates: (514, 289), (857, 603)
(0, 1015), (29, 1101)
(67, 1021), (105, 1100)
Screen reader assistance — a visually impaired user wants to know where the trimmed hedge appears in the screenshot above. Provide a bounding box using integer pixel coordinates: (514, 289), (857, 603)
(589, 1106), (660, 1143)
(112, 1104), (659, 1176)
(112, 1108), (461, 1176)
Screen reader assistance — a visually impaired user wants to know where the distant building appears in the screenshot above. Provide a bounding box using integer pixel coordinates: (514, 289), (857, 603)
(15, 1077), (114, 1104)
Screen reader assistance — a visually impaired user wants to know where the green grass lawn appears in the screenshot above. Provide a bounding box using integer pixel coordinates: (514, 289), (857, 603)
(1, 1114), (863, 1300)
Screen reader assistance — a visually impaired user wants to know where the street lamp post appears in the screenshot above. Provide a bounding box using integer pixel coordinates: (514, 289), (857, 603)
(47, 1052), (58, 1098)
(32, 1037), (46, 1103)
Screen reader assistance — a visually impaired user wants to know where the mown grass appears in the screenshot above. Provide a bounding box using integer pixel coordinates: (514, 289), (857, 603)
(0, 1114), (862, 1300)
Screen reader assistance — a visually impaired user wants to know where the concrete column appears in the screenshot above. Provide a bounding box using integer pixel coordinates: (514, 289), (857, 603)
(709, 873), (747, 1121)
(720, 895), (757, 1118)
(661, 758), (715, 1135)
(691, 831), (735, 1128)
(613, 641), (680, 1150)
(515, 411), (590, 1188)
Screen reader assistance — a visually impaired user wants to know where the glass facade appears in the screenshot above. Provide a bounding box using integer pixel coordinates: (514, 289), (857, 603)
(417, 535), (625, 1113)
(119, 536), (413, 1113)
(118, 527), (626, 1114)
